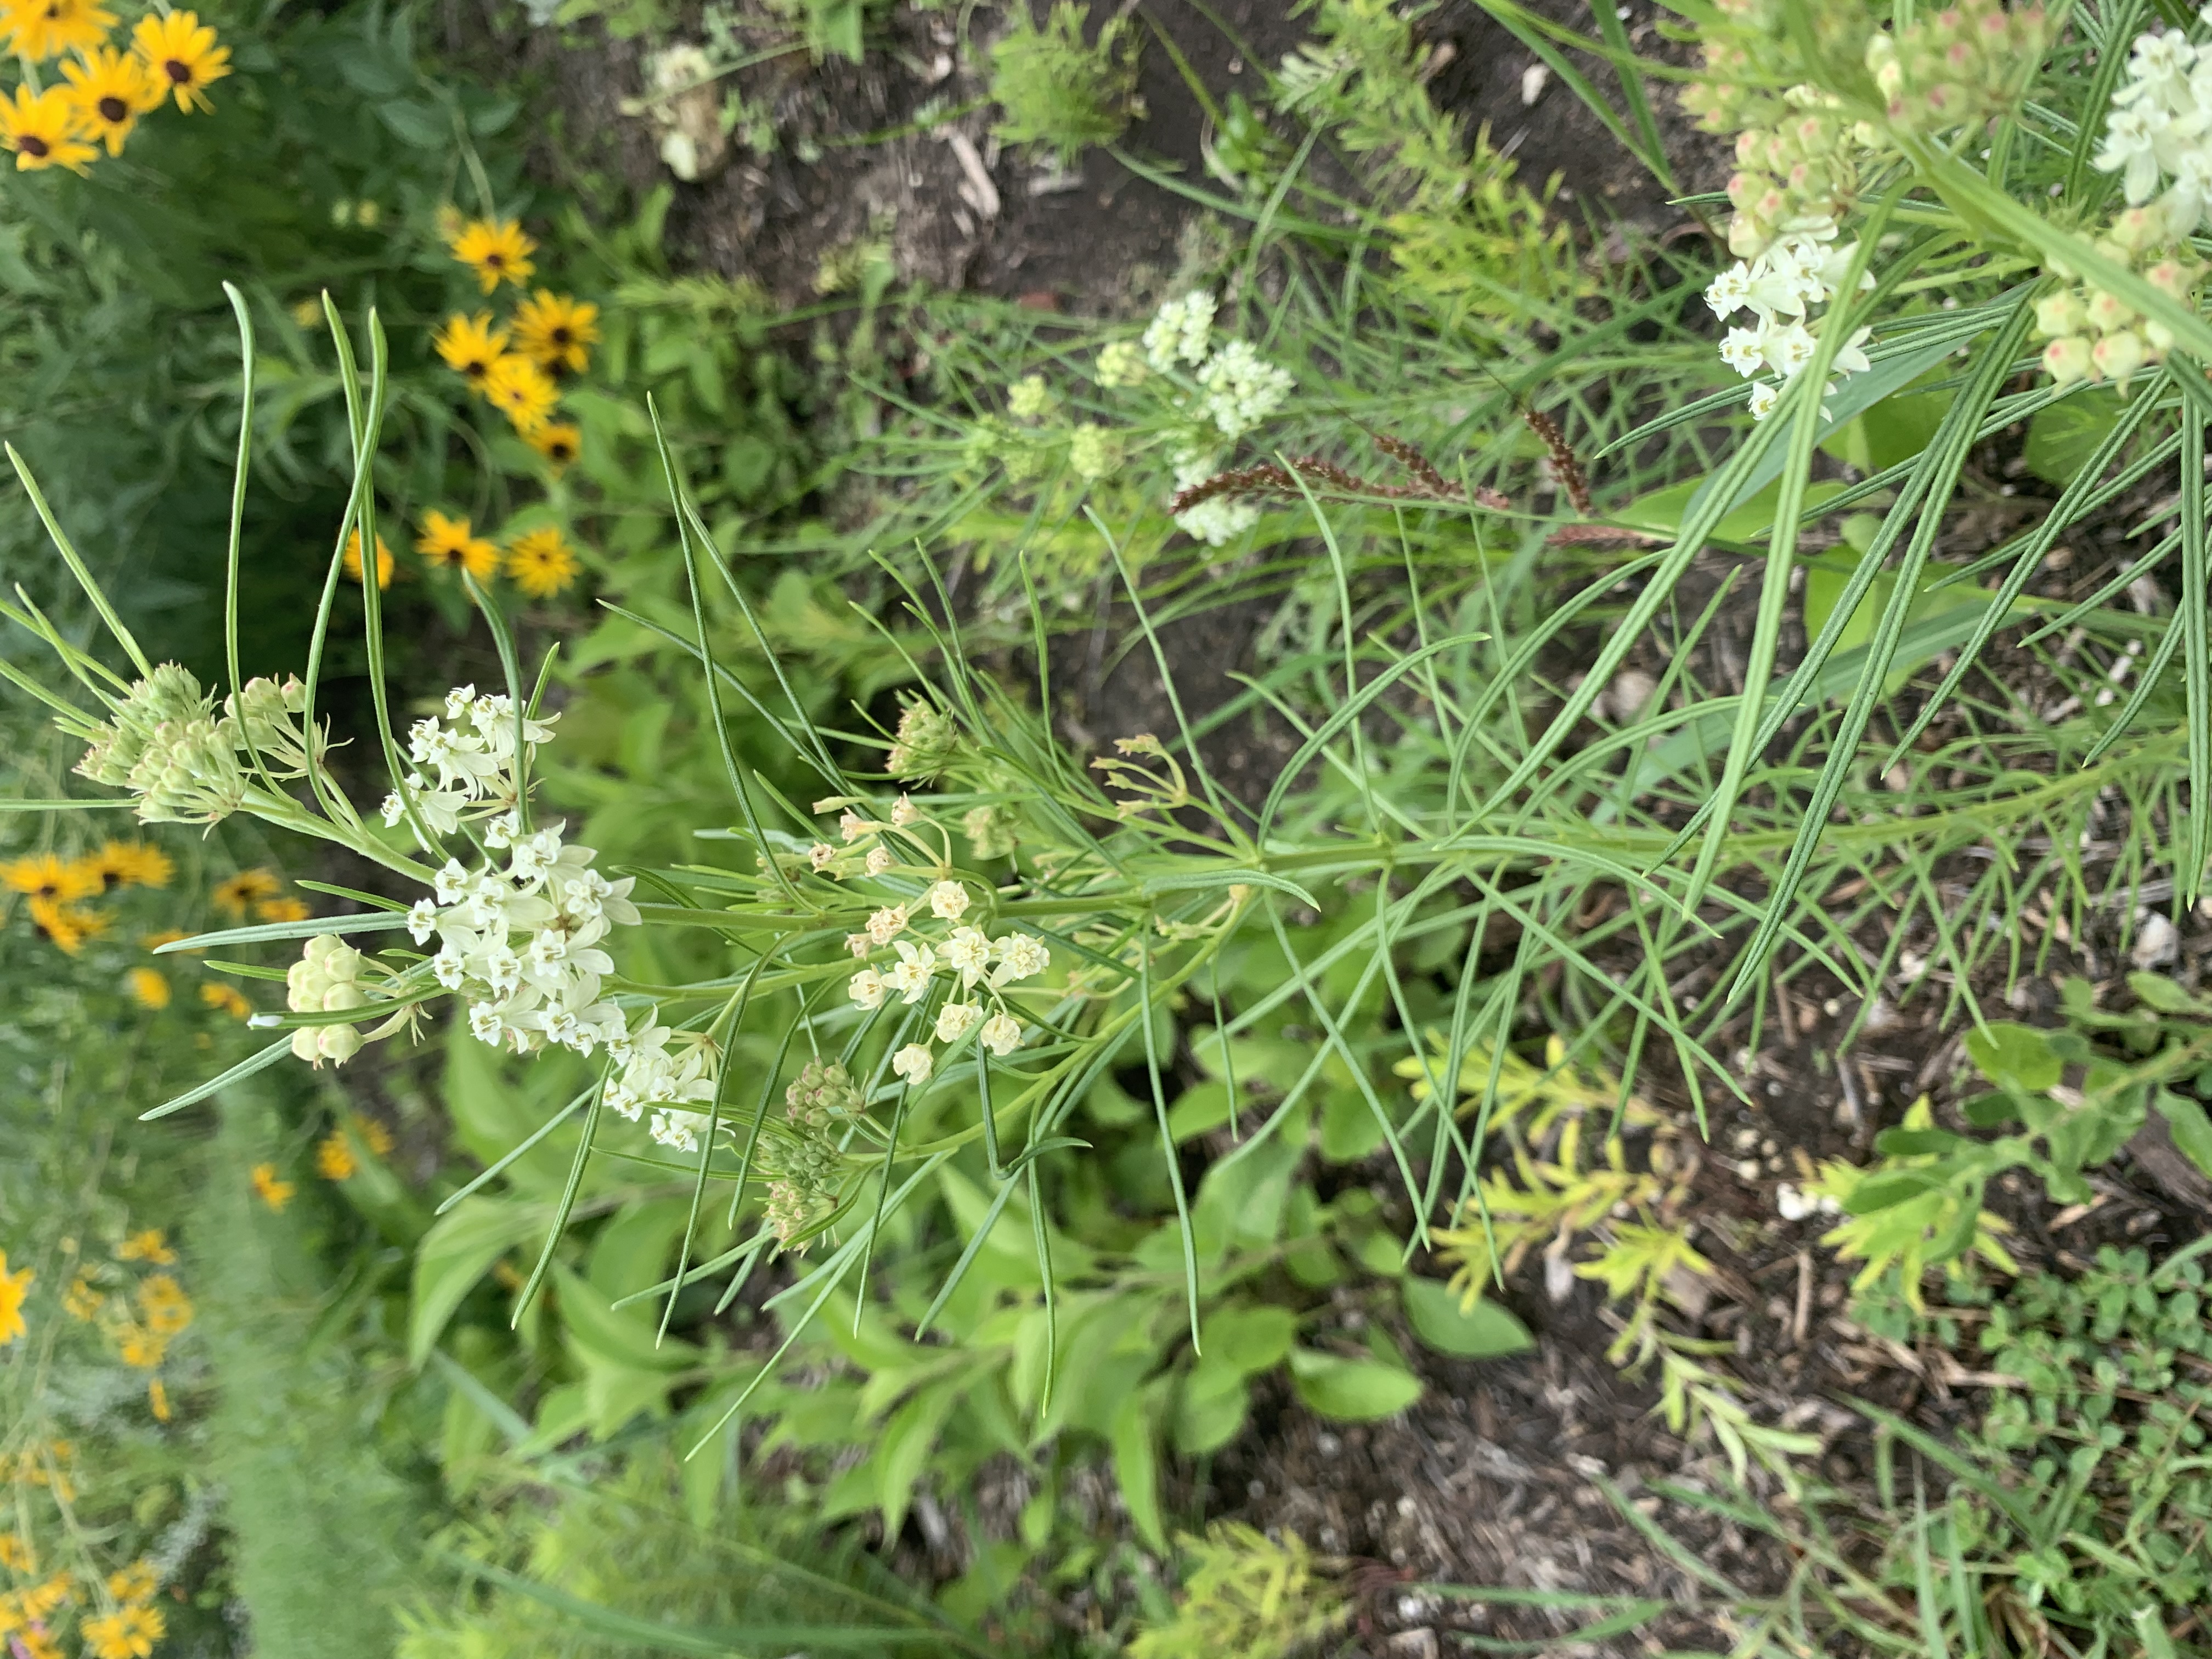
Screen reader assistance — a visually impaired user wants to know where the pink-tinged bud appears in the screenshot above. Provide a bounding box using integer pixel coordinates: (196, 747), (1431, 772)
(2084, 289), (2135, 334)
(1796, 115), (1826, 148)
(1875, 58), (1905, 98)
(2109, 204), (2166, 253)
(2146, 320), (2176, 354)
(2034, 291), (2087, 338)
(1727, 171), (1757, 207)
(2147, 259), (2196, 300)
(2091, 329), (2146, 385)
(1924, 83), (1963, 117)
(2042, 336), (2092, 385)
(1736, 129), (1763, 165)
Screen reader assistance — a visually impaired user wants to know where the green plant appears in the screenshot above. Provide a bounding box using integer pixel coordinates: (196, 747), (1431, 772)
(989, 2), (1143, 167)
(1126, 1524), (1347, 1659)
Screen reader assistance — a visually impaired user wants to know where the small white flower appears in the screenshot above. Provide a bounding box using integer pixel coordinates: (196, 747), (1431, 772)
(849, 968), (887, 1009)
(1746, 381), (1782, 420)
(847, 933), (873, 958)
(866, 905), (908, 946)
(1763, 321), (1819, 379)
(605, 1080), (642, 1121)
(887, 940), (938, 1003)
(865, 845), (893, 876)
(890, 1043), (934, 1087)
(942, 926), (995, 987)
(1832, 325), (1875, 379)
(481, 945), (522, 996)
(934, 1001), (982, 1043)
(444, 684), (478, 721)
(1718, 327), (1767, 377)
(541, 1007), (583, 1050)
(979, 1012), (1022, 1056)
(381, 791), (405, 827)
(990, 932), (1049, 986)
(432, 948), (469, 990)
(890, 794), (919, 826)
(839, 810), (872, 844)
(433, 859), (472, 905)
(809, 842), (837, 871)
(1705, 262), (1753, 318)
(468, 1002), (505, 1045)
(407, 898), (439, 944)
(650, 1108), (706, 1153)
(927, 880), (970, 921)
(484, 810), (521, 850)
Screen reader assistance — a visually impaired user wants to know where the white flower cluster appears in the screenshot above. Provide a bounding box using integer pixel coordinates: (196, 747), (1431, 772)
(602, 1012), (720, 1154)
(848, 918), (1048, 1088)
(1703, 230), (1875, 420)
(411, 817), (639, 1059)
(2094, 12), (2212, 236)
(1122, 290), (1296, 546)
(381, 685), (556, 840)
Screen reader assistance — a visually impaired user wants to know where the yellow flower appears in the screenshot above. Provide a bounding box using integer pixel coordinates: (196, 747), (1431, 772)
(526, 421), (582, 471)
(61, 47), (159, 156)
(510, 291), (600, 375)
(126, 967), (170, 1010)
(431, 312), (510, 384)
(0, 1252), (29, 1346)
(119, 1228), (175, 1264)
(114, 1323), (167, 1369)
(482, 354), (557, 434)
(255, 895), (310, 923)
(131, 10), (230, 113)
(16, 1625), (59, 1659)
(445, 216), (537, 293)
(0, 84), (95, 172)
(504, 527), (582, 599)
(314, 1133), (357, 1181)
(353, 1114), (394, 1156)
(211, 868), (280, 917)
(148, 1376), (171, 1421)
(3, 851), (100, 903)
(89, 840), (173, 890)
(108, 1561), (156, 1605)
(0, 1533), (31, 1572)
(138, 1274), (192, 1336)
(1, 0), (114, 62)
(343, 527), (394, 589)
(415, 510), (500, 580)
(27, 896), (106, 954)
(61, 1271), (103, 1319)
(200, 983), (250, 1020)
(18, 1573), (69, 1618)
(250, 1163), (294, 1212)
(83, 1604), (163, 1659)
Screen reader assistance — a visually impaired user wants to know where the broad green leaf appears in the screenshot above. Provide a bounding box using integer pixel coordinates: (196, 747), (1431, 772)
(1965, 1023), (2064, 1095)
(877, 1381), (958, 1541)
(1110, 1384), (1168, 1551)
(1199, 1304), (1297, 1376)
(1402, 1274), (1534, 1358)
(2154, 1090), (2212, 1182)
(1173, 1358), (1251, 1457)
(555, 1267), (697, 1373)
(408, 1197), (548, 1366)
(1286, 1347), (1422, 1420)
(2024, 390), (2121, 487)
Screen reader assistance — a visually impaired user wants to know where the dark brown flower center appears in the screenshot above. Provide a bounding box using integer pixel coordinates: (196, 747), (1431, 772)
(97, 95), (128, 122)
(20, 135), (49, 157)
(550, 326), (572, 345)
(163, 58), (191, 84)
(485, 252), (506, 269)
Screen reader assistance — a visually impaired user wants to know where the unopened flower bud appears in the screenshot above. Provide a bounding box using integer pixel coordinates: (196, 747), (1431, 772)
(2091, 329), (2147, 384)
(2042, 336), (2094, 384)
(2084, 289), (2135, 334)
(2034, 291), (2087, 338)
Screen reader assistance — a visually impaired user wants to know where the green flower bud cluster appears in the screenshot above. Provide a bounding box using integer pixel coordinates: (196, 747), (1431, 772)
(962, 802), (1020, 861)
(1679, 0), (1872, 137)
(1720, 86), (1874, 258)
(784, 1057), (863, 1129)
(74, 664), (211, 788)
(1068, 422), (1125, 481)
(224, 675), (321, 776)
(287, 935), (368, 1066)
(761, 1131), (843, 1249)
(2033, 205), (2203, 388)
(885, 699), (964, 783)
(1865, 1), (2050, 137)
(126, 717), (249, 826)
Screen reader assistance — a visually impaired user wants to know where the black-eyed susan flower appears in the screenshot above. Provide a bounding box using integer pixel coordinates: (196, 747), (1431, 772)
(147, 1378), (170, 1421)
(504, 526), (582, 599)
(126, 967), (170, 1009)
(353, 1114), (394, 1155)
(446, 216), (536, 294)
(61, 47), (157, 156)
(131, 10), (230, 113)
(0, 84), (95, 173)
(108, 1560), (157, 1605)
(415, 509), (499, 579)
(1, 0), (112, 61)
(118, 1228), (174, 1263)
(89, 839), (173, 890)
(249, 1163), (294, 1212)
(29, 896), (106, 953)
(138, 1274), (192, 1336)
(211, 867), (280, 916)
(527, 421), (582, 470)
(83, 1604), (164, 1659)
(482, 354), (557, 433)
(314, 1133), (357, 1181)
(343, 527), (394, 589)
(0, 1252), (30, 1345)
(255, 895), (309, 922)
(431, 311), (509, 385)
(3, 851), (100, 903)
(511, 290), (600, 374)
(200, 982), (250, 1019)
